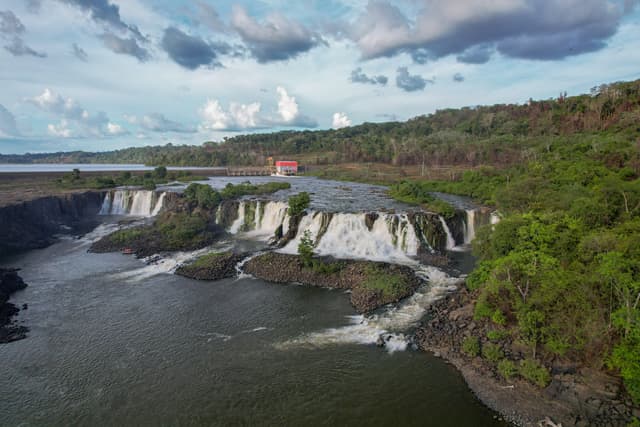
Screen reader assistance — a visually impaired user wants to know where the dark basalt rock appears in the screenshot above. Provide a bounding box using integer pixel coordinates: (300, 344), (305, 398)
(0, 191), (105, 258)
(243, 252), (421, 313)
(0, 268), (29, 343)
(175, 251), (247, 281)
(364, 212), (379, 231)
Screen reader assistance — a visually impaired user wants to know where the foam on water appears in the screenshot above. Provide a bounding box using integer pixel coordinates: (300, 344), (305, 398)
(275, 264), (461, 353)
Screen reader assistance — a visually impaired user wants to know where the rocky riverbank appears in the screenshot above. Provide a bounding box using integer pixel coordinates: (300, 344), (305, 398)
(416, 287), (639, 426)
(243, 252), (421, 313)
(0, 191), (105, 258)
(176, 251), (247, 281)
(0, 268), (28, 344)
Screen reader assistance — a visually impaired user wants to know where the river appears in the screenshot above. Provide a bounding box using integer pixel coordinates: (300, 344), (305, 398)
(0, 177), (506, 426)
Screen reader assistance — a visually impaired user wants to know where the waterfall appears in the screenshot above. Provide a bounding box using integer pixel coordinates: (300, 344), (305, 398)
(151, 193), (166, 216)
(464, 209), (476, 244)
(229, 202), (246, 234)
(281, 212), (421, 263)
(99, 190), (166, 217)
(438, 217), (456, 250)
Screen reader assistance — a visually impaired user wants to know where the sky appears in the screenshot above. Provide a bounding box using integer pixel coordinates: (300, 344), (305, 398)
(0, 0), (639, 154)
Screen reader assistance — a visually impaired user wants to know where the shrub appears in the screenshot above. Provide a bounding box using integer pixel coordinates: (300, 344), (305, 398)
(462, 336), (480, 357)
(298, 230), (314, 267)
(360, 265), (411, 299)
(487, 329), (509, 341)
(482, 342), (504, 363)
(519, 359), (551, 387)
(491, 309), (507, 326)
(184, 183), (221, 209)
(288, 192), (310, 216)
(498, 359), (517, 380)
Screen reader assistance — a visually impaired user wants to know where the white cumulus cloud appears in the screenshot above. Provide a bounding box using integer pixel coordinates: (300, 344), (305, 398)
(199, 99), (262, 131)
(47, 120), (72, 138)
(332, 112), (351, 129)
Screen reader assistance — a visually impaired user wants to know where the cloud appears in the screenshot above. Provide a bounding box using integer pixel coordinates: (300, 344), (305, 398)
(275, 86), (317, 127)
(72, 43), (88, 61)
(453, 73), (465, 82)
(396, 67), (431, 92)
(106, 122), (126, 135)
(332, 112), (351, 129)
(100, 32), (149, 61)
(161, 27), (225, 70)
(1, 10), (46, 58)
(59, 0), (146, 41)
(231, 5), (324, 63)
(28, 88), (124, 137)
(198, 86), (317, 132)
(193, 2), (228, 33)
(456, 44), (492, 64)
(0, 104), (19, 137)
(0, 10), (25, 35)
(350, 67), (388, 85)
(4, 37), (46, 57)
(48, 120), (72, 138)
(128, 113), (197, 133)
(26, 0), (42, 14)
(199, 99), (262, 132)
(348, 0), (628, 62)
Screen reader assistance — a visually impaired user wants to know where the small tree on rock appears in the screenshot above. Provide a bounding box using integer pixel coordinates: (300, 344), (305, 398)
(298, 230), (314, 267)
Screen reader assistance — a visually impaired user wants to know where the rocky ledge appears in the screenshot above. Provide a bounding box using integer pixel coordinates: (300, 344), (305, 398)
(175, 251), (247, 281)
(0, 268), (29, 344)
(415, 287), (639, 427)
(243, 252), (421, 313)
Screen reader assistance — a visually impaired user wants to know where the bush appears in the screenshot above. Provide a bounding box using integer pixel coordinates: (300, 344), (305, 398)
(482, 342), (504, 363)
(360, 265), (412, 299)
(491, 309), (507, 326)
(462, 336), (481, 357)
(519, 359), (551, 387)
(498, 359), (517, 380)
(487, 329), (509, 341)
(298, 230), (314, 267)
(288, 192), (310, 216)
(184, 183), (221, 209)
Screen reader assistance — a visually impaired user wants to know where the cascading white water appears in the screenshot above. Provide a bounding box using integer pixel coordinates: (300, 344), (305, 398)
(464, 209), (476, 244)
(129, 191), (154, 216)
(229, 202), (246, 234)
(99, 190), (166, 217)
(246, 201), (288, 238)
(438, 217), (456, 250)
(151, 192), (166, 216)
(280, 212), (420, 263)
(275, 263), (462, 353)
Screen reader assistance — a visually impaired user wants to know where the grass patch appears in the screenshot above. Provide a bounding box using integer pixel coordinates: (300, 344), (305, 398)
(462, 336), (481, 357)
(519, 359), (551, 387)
(360, 265), (412, 299)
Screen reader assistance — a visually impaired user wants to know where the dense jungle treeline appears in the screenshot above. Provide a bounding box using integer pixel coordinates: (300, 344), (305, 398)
(2, 79), (640, 169)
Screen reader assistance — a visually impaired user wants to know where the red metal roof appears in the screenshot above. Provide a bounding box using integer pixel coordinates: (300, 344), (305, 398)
(275, 161), (298, 166)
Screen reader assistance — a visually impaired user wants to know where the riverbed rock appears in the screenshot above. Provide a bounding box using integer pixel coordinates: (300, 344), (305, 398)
(414, 287), (639, 427)
(0, 268), (29, 343)
(0, 191), (105, 257)
(175, 251), (247, 281)
(242, 252), (421, 313)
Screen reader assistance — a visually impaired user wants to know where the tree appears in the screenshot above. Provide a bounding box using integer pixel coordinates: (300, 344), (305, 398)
(298, 230), (314, 267)
(154, 166), (167, 179)
(288, 192), (310, 216)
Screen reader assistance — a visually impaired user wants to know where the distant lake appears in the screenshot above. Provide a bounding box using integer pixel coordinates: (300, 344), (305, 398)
(0, 164), (225, 173)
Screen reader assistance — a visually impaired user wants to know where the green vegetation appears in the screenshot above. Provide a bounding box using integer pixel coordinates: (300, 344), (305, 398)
(219, 181), (291, 199)
(288, 192), (310, 216)
(55, 166), (207, 190)
(482, 342), (504, 363)
(519, 359), (551, 388)
(462, 336), (481, 357)
(388, 181), (456, 217)
(497, 359), (517, 381)
(360, 264), (413, 300)
(187, 252), (227, 268)
(183, 181), (290, 210)
(298, 230), (314, 267)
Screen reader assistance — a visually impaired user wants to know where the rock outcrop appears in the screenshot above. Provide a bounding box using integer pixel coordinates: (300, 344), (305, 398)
(0, 268), (28, 343)
(0, 191), (105, 258)
(175, 251), (246, 281)
(243, 252), (421, 313)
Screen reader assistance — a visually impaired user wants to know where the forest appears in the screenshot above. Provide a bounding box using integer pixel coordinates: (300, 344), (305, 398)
(3, 80), (639, 171)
